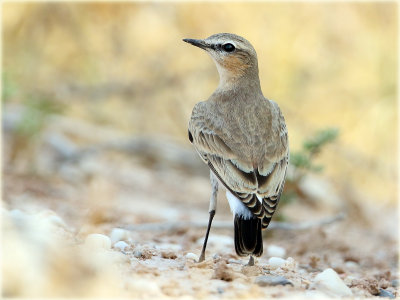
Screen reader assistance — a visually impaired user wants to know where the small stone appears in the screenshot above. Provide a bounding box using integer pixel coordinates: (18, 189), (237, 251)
(161, 250), (177, 259)
(110, 228), (129, 244)
(391, 279), (398, 287)
(268, 257), (286, 269)
(313, 268), (352, 297)
(133, 248), (153, 259)
(345, 261), (358, 270)
(213, 261), (234, 281)
(213, 253), (221, 260)
(84, 234), (111, 250)
(133, 250), (142, 258)
(185, 252), (199, 261)
(113, 241), (129, 251)
(266, 245), (286, 258)
(255, 275), (293, 287)
(378, 289), (395, 298)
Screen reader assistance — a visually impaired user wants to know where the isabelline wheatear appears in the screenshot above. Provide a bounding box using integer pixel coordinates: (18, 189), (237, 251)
(183, 33), (289, 265)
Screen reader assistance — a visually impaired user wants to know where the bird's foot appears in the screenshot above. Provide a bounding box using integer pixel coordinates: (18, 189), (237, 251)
(247, 256), (255, 266)
(198, 252), (205, 263)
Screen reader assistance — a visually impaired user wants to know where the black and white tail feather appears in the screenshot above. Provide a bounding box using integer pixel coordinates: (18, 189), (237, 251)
(234, 215), (263, 256)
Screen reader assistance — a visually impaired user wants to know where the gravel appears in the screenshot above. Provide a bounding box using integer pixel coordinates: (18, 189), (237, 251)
(378, 288), (395, 298)
(255, 275), (293, 286)
(113, 241), (129, 251)
(268, 257), (286, 269)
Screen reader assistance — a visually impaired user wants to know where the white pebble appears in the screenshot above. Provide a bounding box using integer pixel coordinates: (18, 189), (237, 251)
(110, 228), (129, 244)
(266, 245), (286, 258)
(113, 241), (129, 251)
(345, 261), (358, 269)
(185, 252), (199, 261)
(85, 234), (111, 250)
(268, 257), (286, 269)
(313, 268), (352, 297)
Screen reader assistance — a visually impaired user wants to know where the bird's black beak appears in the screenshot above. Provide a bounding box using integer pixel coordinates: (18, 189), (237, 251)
(183, 38), (210, 50)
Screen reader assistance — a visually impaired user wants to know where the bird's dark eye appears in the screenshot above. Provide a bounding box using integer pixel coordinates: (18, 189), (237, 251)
(222, 43), (235, 52)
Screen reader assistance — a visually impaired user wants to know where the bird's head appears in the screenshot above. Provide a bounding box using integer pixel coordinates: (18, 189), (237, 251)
(183, 33), (259, 89)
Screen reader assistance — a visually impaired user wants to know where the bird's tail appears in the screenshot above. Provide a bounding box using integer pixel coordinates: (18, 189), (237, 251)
(234, 215), (263, 257)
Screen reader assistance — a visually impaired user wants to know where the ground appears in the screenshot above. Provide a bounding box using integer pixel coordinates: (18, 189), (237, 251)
(2, 138), (398, 298)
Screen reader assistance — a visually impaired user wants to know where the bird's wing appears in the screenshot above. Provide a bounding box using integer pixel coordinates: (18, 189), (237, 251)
(189, 102), (289, 223)
(258, 100), (289, 227)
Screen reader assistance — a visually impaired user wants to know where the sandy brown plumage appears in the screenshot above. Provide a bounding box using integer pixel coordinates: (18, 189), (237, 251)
(184, 33), (289, 260)
(189, 87), (289, 229)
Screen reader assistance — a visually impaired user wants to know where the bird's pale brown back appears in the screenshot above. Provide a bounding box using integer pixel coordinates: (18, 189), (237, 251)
(189, 84), (288, 227)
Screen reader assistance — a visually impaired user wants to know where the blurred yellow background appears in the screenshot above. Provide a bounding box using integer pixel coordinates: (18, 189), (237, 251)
(3, 2), (397, 205)
(2, 3), (398, 298)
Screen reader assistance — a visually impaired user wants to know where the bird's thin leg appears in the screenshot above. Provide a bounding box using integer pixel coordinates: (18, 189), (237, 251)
(198, 172), (219, 262)
(247, 256), (255, 266)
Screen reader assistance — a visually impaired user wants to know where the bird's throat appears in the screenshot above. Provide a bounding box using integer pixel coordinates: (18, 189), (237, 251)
(216, 64), (262, 94)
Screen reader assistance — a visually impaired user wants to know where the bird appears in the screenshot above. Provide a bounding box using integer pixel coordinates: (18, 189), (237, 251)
(183, 33), (289, 266)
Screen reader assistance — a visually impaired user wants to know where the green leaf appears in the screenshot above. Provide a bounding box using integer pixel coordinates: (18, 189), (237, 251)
(303, 128), (339, 154)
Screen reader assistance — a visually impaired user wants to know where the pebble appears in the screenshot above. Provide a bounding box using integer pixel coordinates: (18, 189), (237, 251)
(378, 289), (395, 298)
(84, 234), (111, 250)
(110, 228), (129, 244)
(345, 261), (358, 270)
(255, 275), (293, 287)
(133, 250), (142, 258)
(268, 257), (286, 269)
(161, 250), (177, 259)
(213, 261), (234, 281)
(313, 268), (352, 297)
(391, 279), (398, 287)
(185, 252), (199, 261)
(113, 241), (129, 251)
(266, 245), (286, 258)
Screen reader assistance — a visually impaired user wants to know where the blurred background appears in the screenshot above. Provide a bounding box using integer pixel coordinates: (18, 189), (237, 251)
(2, 2), (398, 298)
